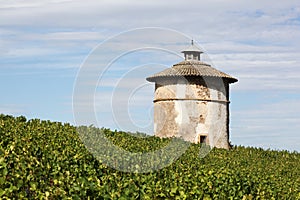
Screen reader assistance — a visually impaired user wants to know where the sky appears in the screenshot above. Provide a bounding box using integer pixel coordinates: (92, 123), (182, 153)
(0, 0), (300, 152)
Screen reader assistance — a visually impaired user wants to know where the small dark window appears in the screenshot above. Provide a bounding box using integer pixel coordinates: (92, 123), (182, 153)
(200, 135), (207, 143)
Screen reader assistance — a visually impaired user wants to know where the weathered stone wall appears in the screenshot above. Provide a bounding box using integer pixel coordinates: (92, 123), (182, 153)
(153, 77), (230, 149)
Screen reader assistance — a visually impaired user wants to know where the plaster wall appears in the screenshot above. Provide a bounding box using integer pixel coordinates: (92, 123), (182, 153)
(153, 78), (230, 149)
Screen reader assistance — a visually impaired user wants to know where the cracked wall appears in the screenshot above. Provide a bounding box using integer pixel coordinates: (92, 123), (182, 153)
(153, 77), (230, 149)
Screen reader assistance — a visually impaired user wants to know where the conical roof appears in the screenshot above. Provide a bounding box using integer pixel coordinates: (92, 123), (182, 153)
(146, 60), (238, 83)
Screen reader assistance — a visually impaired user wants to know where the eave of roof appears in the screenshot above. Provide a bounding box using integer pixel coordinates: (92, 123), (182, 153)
(146, 60), (238, 83)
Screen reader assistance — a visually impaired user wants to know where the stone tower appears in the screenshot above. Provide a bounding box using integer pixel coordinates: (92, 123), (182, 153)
(146, 41), (237, 149)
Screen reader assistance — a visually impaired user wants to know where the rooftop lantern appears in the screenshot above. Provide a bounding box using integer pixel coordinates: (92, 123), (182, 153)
(181, 40), (203, 61)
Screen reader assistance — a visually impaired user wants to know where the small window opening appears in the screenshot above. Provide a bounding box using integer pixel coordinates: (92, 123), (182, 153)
(199, 135), (207, 144)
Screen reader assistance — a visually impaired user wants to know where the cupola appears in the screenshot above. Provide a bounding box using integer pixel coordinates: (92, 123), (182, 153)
(181, 40), (203, 61)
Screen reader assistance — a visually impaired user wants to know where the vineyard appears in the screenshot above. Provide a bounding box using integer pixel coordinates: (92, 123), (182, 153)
(0, 114), (299, 199)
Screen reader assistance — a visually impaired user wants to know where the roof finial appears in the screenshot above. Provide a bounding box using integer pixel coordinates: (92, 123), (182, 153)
(191, 39), (194, 45)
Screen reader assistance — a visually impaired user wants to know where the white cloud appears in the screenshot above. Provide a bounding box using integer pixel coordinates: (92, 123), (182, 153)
(206, 49), (300, 91)
(0, 104), (27, 116)
(231, 99), (300, 151)
(0, 0), (76, 9)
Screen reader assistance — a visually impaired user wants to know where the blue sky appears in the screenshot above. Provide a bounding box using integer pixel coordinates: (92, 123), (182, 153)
(1, 0), (300, 152)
